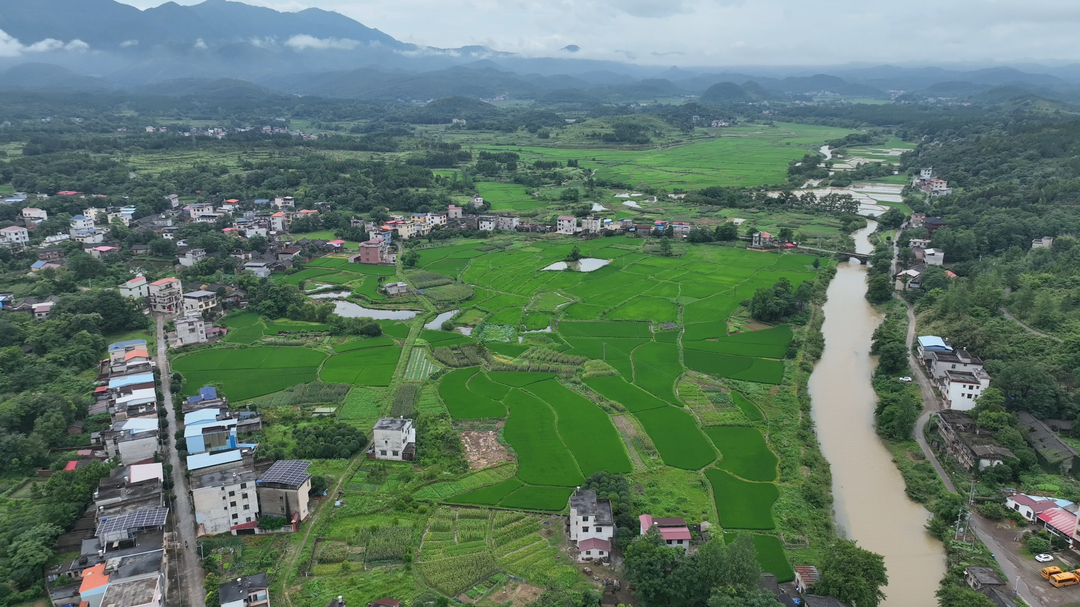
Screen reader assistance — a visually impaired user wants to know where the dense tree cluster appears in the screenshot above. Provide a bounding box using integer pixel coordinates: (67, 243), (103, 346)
(748, 277), (813, 322)
(290, 422), (366, 460)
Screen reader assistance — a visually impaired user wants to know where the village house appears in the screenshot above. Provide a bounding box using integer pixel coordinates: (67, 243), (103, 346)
(182, 290), (218, 316)
(1032, 236), (1054, 249)
(671, 222), (692, 237)
(639, 514), (692, 554)
(1018, 412), (1080, 475)
(922, 216), (947, 236)
(371, 418), (416, 461)
(581, 216), (602, 234)
(752, 231), (775, 248)
(89, 245), (119, 259)
(270, 212), (289, 232)
(99, 418), (160, 465)
(447, 204), (463, 220)
(184, 408), (239, 454)
(568, 489), (614, 562)
(37, 247), (64, 261)
(148, 278), (183, 315)
(188, 203), (214, 221)
(384, 282), (409, 296)
(174, 315), (208, 346)
(495, 216), (520, 231)
(219, 574), (269, 607)
(470, 196), (484, 207)
(939, 368), (991, 411)
(33, 301), (54, 320)
(1005, 493), (1073, 522)
(257, 460), (313, 523)
(794, 565), (820, 595)
(916, 335), (952, 362)
(1038, 507), (1078, 546)
(0, 225), (29, 247)
(923, 247), (944, 266)
(192, 467), (260, 536)
(557, 216), (578, 235)
(478, 215), (497, 231)
(934, 410), (1015, 471)
(965, 567), (1005, 592)
(120, 276), (150, 299)
(179, 248), (206, 267)
(244, 262), (272, 278)
(895, 269), (921, 291)
(352, 239), (391, 265)
(21, 207), (47, 224)
(277, 247), (301, 262)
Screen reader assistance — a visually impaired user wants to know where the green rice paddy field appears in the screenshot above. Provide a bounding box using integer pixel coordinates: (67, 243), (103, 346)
(473, 122), (857, 190)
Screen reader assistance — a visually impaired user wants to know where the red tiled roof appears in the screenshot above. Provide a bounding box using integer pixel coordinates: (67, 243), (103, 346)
(65, 461), (78, 471)
(1038, 508), (1076, 537)
(794, 565), (820, 586)
(578, 538), (611, 552)
(658, 527), (691, 541)
(231, 521), (259, 530)
(151, 277), (179, 286)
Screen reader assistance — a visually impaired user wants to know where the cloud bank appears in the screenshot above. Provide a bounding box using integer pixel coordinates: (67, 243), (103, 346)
(0, 29), (89, 57)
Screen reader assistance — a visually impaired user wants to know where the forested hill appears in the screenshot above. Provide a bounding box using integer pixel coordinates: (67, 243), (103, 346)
(900, 111), (1080, 421)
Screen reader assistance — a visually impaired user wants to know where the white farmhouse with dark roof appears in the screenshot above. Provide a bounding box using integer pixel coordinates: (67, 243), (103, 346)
(568, 488), (614, 562)
(371, 418), (416, 461)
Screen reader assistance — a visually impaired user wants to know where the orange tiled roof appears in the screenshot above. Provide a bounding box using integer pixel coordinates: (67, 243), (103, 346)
(79, 564), (109, 593)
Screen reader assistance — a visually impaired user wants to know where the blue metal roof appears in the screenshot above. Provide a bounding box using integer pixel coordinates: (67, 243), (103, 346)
(109, 339), (147, 351)
(187, 449), (242, 471)
(917, 336), (950, 350)
(108, 372), (154, 389)
(200, 386), (217, 399)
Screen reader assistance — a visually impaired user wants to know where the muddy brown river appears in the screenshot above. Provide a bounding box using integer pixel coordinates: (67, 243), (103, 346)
(808, 220), (945, 606)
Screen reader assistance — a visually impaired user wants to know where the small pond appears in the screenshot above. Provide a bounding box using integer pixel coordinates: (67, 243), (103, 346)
(333, 300), (420, 320)
(541, 258), (610, 272)
(425, 310), (459, 330)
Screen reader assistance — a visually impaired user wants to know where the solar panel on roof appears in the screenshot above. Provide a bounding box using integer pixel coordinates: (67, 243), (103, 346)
(259, 460), (312, 487)
(96, 508), (169, 536)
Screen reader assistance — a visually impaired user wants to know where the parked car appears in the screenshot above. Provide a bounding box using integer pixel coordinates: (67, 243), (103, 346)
(898, 377), (913, 382)
(1042, 566), (1063, 579)
(1036, 553), (1055, 563)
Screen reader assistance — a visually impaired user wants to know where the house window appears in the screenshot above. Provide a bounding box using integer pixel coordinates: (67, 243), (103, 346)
(595, 527), (602, 532)
(380, 450), (387, 456)
(232, 513), (238, 519)
(243, 505), (250, 510)
(246, 517), (252, 522)
(585, 550), (592, 556)
(240, 483), (247, 489)
(229, 491), (235, 497)
(393, 450), (399, 456)
(230, 501), (237, 507)
(582, 527), (589, 533)
(677, 540), (683, 544)
(582, 516), (589, 522)
(667, 540), (673, 544)
(242, 493), (248, 499)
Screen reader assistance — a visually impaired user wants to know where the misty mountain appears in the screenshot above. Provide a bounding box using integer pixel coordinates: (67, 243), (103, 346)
(0, 0), (407, 50)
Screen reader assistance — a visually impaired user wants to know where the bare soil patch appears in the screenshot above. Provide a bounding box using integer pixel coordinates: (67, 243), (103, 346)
(488, 581), (543, 605)
(460, 430), (512, 470)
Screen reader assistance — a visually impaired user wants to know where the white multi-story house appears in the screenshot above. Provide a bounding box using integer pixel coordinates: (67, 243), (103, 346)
(478, 215), (496, 231)
(189, 203), (214, 220)
(243, 262), (272, 278)
(21, 208), (47, 224)
(371, 418), (416, 461)
(568, 488), (614, 562)
(496, 216), (520, 231)
(191, 468), (260, 535)
(0, 226), (29, 247)
(120, 276), (150, 299)
(581, 216), (602, 234)
(179, 248), (207, 267)
(940, 369), (992, 411)
(557, 216), (578, 235)
(70, 215), (94, 234)
(175, 315), (208, 346)
(924, 248), (944, 266)
(448, 204), (463, 220)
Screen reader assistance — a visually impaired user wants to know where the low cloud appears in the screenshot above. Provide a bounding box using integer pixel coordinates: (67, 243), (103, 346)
(285, 35), (361, 50)
(0, 29), (88, 57)
(250, 37), (277, 48)
(193, 38), (208, 50)
(120, 39), (139, 47)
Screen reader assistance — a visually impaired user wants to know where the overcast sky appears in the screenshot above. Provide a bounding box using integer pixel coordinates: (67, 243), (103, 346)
(113, 0), (1080, 65)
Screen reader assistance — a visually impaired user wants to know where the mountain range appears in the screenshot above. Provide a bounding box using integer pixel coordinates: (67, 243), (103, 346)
(3, 0), (1080, 104)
